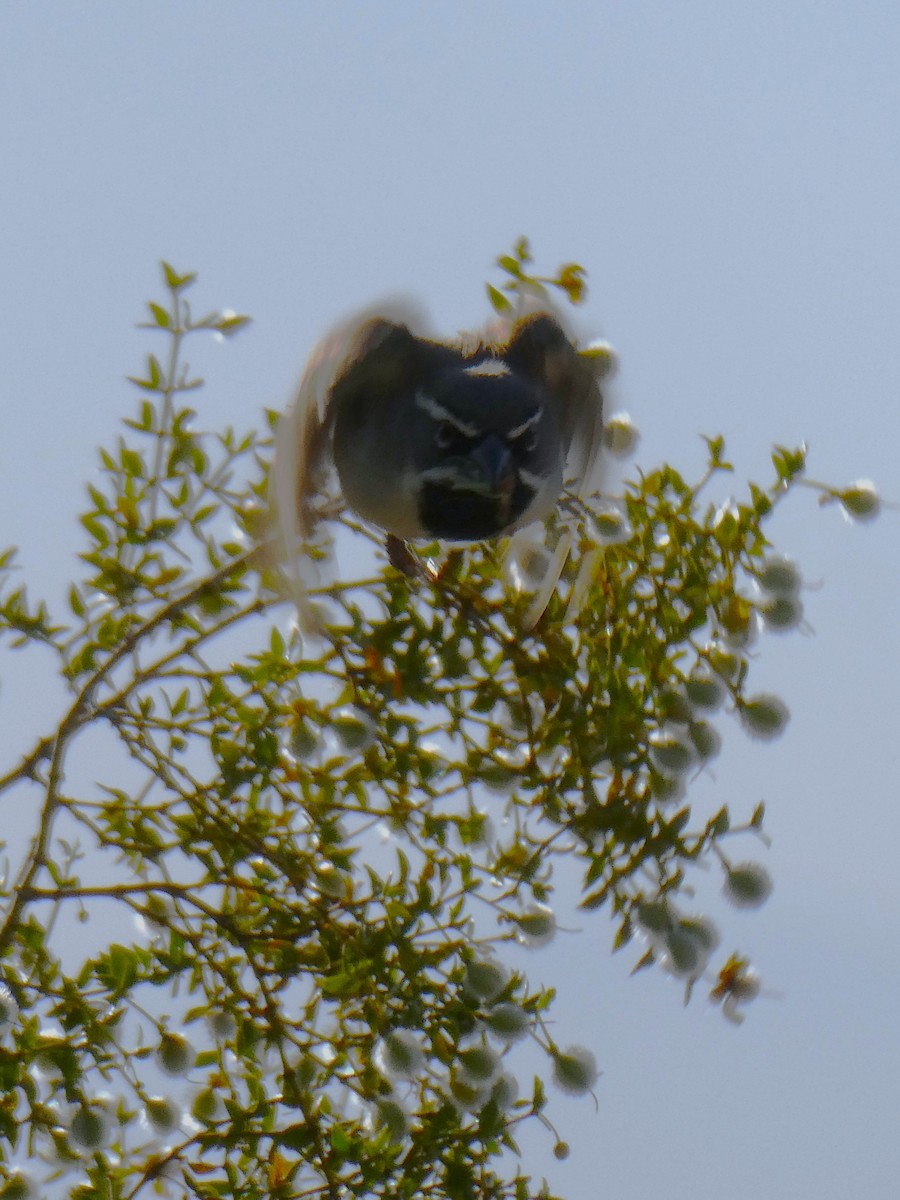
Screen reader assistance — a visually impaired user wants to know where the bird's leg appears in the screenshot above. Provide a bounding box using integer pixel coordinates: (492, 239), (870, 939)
(384, 535), (446, 583)
(386, 534), (427, 578)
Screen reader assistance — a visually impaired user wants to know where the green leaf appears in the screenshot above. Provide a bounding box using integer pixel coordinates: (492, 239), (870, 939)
(486, 283), (511, 314)
(513, 234), (532, 263)
(148, 301), (171, 328)
(580, 887), (607, 911)
(330, 1126), (353, 1154)
(496, 255), (522, 277)
(94, 944), (141, 997)
(708, 806), (730, 836)
(162, 261), (197, 291)
(771, 443), (806, 483)
(215, 313), (253, 337)
(320, 971), (355, 997)
(120, 447), (144, 477)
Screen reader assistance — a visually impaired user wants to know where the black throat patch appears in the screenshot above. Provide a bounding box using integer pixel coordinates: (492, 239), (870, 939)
(417, 478), (536, 541)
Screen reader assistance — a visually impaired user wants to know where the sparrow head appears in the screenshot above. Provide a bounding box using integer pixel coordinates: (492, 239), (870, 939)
(410, 360), (562, 540)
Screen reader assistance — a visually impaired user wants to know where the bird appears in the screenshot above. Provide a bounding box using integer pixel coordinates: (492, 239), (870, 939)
(269, 303), (606, 631)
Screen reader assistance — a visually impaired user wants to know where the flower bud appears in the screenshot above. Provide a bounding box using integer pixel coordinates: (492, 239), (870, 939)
(447, 1071), (489, 1111)
(483, 1002), (530, 1043)
(374, 1098), (409, 1143)
(718, 594), (757, 648)
(0, 1172), (35, 1200)
(581, 340), (618, 379)
(313, 861), (350, 900)
(156, 1032), (194, 1077)
(758, 554), (801, 595)
(513, 903), (557, 949)
(70, 1105), (112, 1150)
(146, 1096), (181, 1133)
(206, 1010), (237, 1042)
(602, 412), (640, 457)
(464, 958), (509, 1002)
(457, 1043), (501, 1086)
(659, 914), (719, 979)
(377, 1030), (425, 1079)
(331, 707), (376, 755)
(289, 719), (320, 761)
(191, 1088), (225, 1124)
(489, 1072), (520, 1112)
(706, 642), (742, 682)
(678, 916), (719, 953)
(685, 669), (726, 712)
(590, 502), (633, 545)
(648, 767), (686, 806)
(657, 688), (693, 726)
(689, 720), (721, 763)
(634, 899), (671, 936)
(660, 928), (705, 978)
(838, 480), (880, 521)
(506, 537), (553, 590)
(712, 500), (741, 548)
(551, 1045), (598, 1095)
(723, 862), (773, 909)
(739, 694), (789, 741)
(650, 730), (694, 775)
(760, 593), (803, 633)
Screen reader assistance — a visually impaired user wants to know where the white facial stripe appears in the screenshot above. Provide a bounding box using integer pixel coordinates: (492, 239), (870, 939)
(420, 463), (547, 498)
(463, 359), (510, 377)
(508, 411), (541, 440)
(420, 464), (494, 495)
(414, 390), (480, 438)
(518, 468), (546, 495)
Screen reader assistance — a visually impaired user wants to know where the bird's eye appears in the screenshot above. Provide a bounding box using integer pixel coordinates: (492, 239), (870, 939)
(434, 421), (459, 451)
(512, 428), (539, 455)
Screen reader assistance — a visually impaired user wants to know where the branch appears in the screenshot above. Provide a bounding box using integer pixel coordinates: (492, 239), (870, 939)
(0, 547), (261, 956)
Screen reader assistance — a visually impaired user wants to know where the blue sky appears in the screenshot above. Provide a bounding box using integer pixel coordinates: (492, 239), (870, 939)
(2, 4), (899, 1197)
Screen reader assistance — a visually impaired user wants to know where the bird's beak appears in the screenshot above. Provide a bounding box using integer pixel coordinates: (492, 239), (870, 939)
(471, 435), (515, 496)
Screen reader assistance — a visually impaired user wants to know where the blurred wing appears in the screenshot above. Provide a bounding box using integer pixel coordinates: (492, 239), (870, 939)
(269, 301), (426, 632)
(521, 362), (605, 629)
(500, 311), (606, 629)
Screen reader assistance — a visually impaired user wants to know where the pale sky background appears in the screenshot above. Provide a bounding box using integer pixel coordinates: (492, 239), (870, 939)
(2, 4), (900, 1198)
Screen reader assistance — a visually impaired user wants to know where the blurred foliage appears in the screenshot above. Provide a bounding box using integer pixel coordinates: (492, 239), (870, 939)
(0, 249), (874, 1200)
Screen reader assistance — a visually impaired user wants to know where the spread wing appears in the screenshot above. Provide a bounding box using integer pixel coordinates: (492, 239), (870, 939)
(501, 312), (607, 628)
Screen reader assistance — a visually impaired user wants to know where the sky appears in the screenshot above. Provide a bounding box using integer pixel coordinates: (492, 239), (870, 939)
(2, 3), (900, 1197)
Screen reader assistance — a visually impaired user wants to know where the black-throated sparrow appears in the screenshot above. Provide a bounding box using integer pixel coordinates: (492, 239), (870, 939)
(270, 305), (606, 629)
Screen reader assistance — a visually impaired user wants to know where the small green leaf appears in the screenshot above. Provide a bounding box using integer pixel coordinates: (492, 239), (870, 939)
(215, 313), (252, 337)
(120, 447), (144, 477)
(771, 443), (806, 483)
(708, 806), (730, 836)
(69, 584), (86, 618)
(496, 255), (522, 277)
(147, 355), (162, 388)
(486, 284), (511, 313)
(162, 261), (197, 291)
(148, 301), (171, 328)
